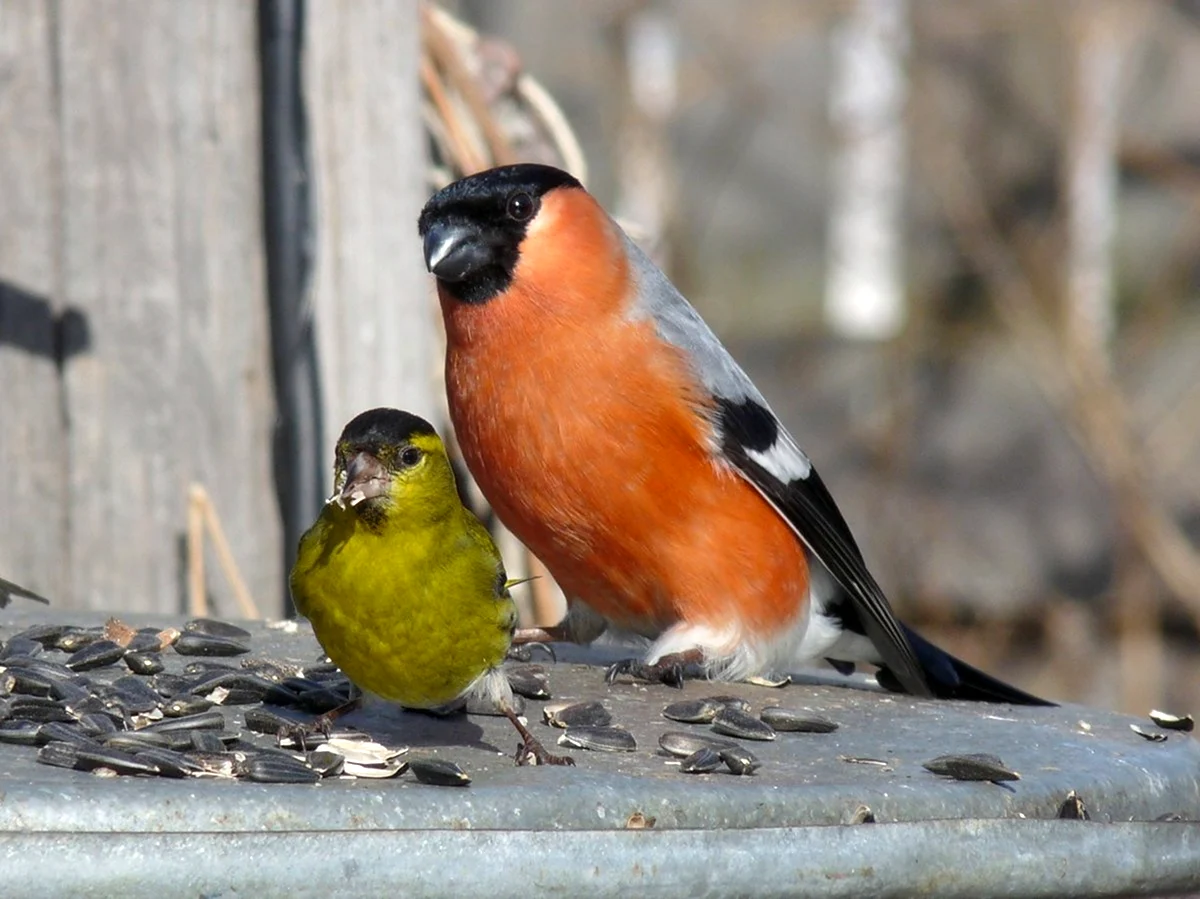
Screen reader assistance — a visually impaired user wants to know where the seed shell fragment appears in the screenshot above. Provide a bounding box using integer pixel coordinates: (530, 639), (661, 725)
(1149, 710), (1194, 733)
(1130, 724), (1168, 742)
(542, 700), (612, 729)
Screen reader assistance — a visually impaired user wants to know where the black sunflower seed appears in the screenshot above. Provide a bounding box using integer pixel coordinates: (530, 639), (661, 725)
(239, 753), (321, 784)
(711, 707), (776, 741)
(679, 747), (723, 774)
(556, 725), (637, 752)
(65, 640), (126, 672)
(78, 713), (119, 737)
(184, 618), (253, 641)
(923, 753), (1020, 782)
(542, 700), (612, 729)
(718, 745), (762, 776)
(190, 731), (228, 753)
(163, 696), (215, 718)
(1057, 790), (1090, 820)
(506, 666), (551, 700)
(144, 710), (226, 734)
(14, 624), (71, 647)
(38, 721), (97, 747)
(243, 707), (300, 736)
(124, 632), (166, 654)
(148, 673), (193, 698)
(132, 747), (200, 778)
(104, 731), (177, 753)
(0, 719), (47, 745)
(658, 731), (742, 759)
(662, 698), (723, 724)
(124, 651), (165, 675)
(3, 668), (56, 697)
(174, 633), (251, 658)
(759, 707), (839, 733)
(8, 697), (73, 723)
(0, 637), (43, 660)
(53, 628), (104, 653)
(408, 757), (470, 787)
(188, 672), (275, 705)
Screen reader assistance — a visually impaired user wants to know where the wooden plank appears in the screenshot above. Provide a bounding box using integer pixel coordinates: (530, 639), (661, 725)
(57, 0), (280, 614)
(305, 0), (438, 453)
(0, 1), (68, 601)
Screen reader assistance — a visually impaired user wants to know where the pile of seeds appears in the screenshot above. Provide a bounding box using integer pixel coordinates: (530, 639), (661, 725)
(0, 617), (450, 785)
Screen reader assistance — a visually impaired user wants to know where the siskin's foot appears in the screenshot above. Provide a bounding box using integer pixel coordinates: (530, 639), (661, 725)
(502, 704), (575, 767)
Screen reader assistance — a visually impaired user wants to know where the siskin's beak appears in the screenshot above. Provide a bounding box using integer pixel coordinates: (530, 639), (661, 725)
(337, 451), (390, 508)
(422, 223), (489, 282)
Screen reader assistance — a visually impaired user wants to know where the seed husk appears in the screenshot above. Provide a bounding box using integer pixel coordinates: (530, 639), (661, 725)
(103, 617), (139, 648)
(124, 651), (165, 675)
(707, 695), (751, 712)
(658, 731), (742, 759)
(104, 731), (177, 752)
(1130, 724), (1168, 742)
(506, 666), (551, 700)
(174, 632), (251, 658)
(556, 725), (637, 753)
(923, 753), (1020, 782)
(678, 747), (723, 773)
(163, 696), (214, 718)
(711, 707), (776, 742)
(759, 707), (839, 733)
(306, 750), (346, 777)
(543, 700), (612, 729)
(240, 658), (301, 682)
(409, 757), (470, 786)
(662, 698), (723, 724)
(844, 805), (876, 825)
(719, 745), (762, 776)
(1149, 710), (1194, 733)
(2, 668), (56, 697)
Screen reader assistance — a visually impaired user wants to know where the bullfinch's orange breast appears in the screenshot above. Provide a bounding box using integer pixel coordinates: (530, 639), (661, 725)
(440, 189), (809, 638)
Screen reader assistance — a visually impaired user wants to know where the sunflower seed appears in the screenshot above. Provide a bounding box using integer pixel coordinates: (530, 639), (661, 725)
(707, 695), (751, 712)
(1149, 710), (1194, 733)
(183, 751), (238, 778)
(184, 618), (253, 641)
(149, 673), (193, 698)
(543, 700), (612, 729)
(132, 747), (200, 779)
(174, 633), (251, 658)
(104, 731), (177, 753)
(712, 707), (776, 741)
(144, 710), (226, 734)
(160, 696), (212, 718)
(240, 658), (302, 682)
(1057, 790), (1090, 820)
(409, 757), (470, 786)
(78, 713), (119, 737)
(759, 707), (839, 733)
(190, 731), (228, 753)
(124, 632), (166, 654)
(923, 753), (1020, 782)
(54, 628), (104, 653)
(293, 687), (351, 714)
(38, 721), (97, 747)
(556, 725), (637, 752)
(38, 741), (160, 776)
(678, 747), (723, 773)
(2, 668), (56, 697)
(658, 731), (741, 759)
(506, 666), (551, 700)
(65, 640), (126, 672)
(14, 624), (71, 647)
(239, 753), (321, 784)
(0, 720), (45, 745)
(0, 637), (43, 660)
(8, 697), (73, 723)
(108, 677), (165, 713)
(188, 672), (276, 705)
(243, 707), (301, 736)
(719, 745), (761, 775)
(124, 651), (164, 675)
(662, 698), (723, 724)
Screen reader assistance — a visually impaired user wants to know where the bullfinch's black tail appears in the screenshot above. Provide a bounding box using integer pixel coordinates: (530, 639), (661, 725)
(877, 623), (1055, 706)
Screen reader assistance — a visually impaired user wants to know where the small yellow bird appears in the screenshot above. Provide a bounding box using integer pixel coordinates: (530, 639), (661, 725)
(289, 407), (572, 766)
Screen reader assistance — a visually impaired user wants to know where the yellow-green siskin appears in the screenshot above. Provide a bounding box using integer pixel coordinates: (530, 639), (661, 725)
(290, 407), (572, 766)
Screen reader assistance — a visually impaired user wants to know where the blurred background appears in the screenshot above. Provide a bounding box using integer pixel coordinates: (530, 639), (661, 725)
(1, 0), (1198, 715)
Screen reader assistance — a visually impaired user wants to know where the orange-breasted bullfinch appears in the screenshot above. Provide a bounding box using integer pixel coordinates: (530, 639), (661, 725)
(418, 163), (1051, 705)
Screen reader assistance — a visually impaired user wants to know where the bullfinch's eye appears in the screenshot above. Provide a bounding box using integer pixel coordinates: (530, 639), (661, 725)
(506, 191), (536, 222)
(399, 446), (422, 468)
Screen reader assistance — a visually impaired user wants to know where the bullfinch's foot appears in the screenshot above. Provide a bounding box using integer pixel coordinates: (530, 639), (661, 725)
(605, 650), (705, 688)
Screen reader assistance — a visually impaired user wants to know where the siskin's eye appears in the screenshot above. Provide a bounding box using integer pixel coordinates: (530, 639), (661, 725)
(399, 446), (422, 468)
(506, 191), (536, 222)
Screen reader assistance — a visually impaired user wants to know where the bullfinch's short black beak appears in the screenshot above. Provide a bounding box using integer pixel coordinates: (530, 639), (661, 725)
(423, 224), (489, 282)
